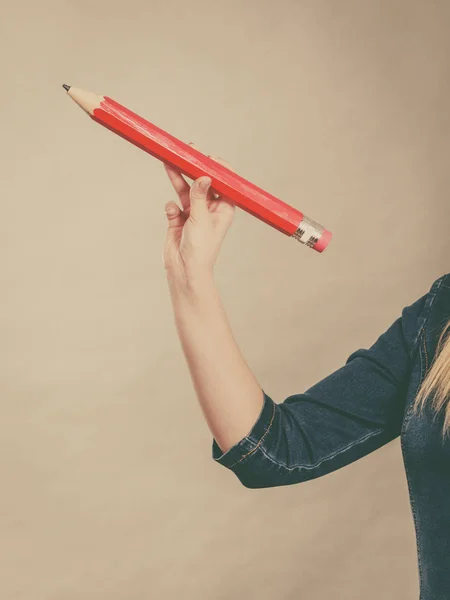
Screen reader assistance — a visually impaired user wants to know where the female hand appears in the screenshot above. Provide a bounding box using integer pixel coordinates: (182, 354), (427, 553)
(162, 143), (236, 281)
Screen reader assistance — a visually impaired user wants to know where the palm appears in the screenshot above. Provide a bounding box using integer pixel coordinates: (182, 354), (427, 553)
(171, 192), (235, 247)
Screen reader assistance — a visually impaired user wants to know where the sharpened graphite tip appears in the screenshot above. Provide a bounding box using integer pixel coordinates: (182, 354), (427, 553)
(62, 84), (71, 91)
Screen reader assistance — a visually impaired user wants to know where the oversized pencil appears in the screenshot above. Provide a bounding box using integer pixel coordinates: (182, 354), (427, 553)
(62, 85), (332, 252)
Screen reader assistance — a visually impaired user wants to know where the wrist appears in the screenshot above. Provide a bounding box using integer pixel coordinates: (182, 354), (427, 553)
(165, 265), (215, 296)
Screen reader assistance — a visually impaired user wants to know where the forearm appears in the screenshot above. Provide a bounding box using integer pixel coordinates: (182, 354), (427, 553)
(166, 270), (264, 454)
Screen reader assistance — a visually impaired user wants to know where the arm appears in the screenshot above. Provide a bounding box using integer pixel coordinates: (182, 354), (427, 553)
(167, 271), (265, 455)
(162, 156), (441, 489)
(168, 271), (436, 489)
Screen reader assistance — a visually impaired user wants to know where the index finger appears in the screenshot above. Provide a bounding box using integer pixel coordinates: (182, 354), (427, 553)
(163, 162), (191, 212)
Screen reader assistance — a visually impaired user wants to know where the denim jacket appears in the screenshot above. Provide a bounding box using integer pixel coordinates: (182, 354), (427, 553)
(212, 272), (450, 600)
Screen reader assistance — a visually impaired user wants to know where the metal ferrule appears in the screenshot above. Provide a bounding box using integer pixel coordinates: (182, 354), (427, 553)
(291, 215), (324, 248)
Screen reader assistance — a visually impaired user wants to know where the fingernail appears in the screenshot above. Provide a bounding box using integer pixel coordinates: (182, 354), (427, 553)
(200, 177), (211, 189)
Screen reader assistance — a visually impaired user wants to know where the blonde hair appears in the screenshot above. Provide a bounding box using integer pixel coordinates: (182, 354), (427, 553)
(413, 318), (450, 440)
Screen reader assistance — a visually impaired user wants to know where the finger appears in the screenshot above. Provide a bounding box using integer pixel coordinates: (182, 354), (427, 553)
(189, 176), (211, 221)
(188, 142), (208, 193)
(205, 155), (237, 203)
(163, 162), (191, 211)
(188, 143), (216, 204)
(189, 149), (215, 202)
(164, 200), (185, 229)
(201, 155), (234, 201)
(188, 143), (235, 188)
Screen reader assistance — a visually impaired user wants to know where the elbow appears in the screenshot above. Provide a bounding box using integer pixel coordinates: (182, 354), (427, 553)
(236, 471), (309, 489)
(237, 476), (269, 490)
(231, 457), (310, 489)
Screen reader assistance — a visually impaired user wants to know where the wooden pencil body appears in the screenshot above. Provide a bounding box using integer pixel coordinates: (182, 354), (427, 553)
(66, 87), (332, 252)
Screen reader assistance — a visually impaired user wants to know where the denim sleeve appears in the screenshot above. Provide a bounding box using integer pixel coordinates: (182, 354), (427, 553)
(211, 291), (430, 489)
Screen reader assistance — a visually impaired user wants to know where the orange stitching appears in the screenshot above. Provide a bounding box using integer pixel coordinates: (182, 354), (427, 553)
(228, 400), (276, 469)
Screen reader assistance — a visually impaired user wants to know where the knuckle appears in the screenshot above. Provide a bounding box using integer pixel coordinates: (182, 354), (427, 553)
(190, 184), (203, 197)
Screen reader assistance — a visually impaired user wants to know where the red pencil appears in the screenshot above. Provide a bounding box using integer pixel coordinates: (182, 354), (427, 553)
(62, 85), (332, 253)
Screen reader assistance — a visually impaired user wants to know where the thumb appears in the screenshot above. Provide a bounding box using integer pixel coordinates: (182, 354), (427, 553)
(189, 177), (211, 221)
(165, 201), (184, 228)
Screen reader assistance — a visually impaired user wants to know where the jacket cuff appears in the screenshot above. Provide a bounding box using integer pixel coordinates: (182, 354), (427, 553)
(211, 389), (276, 469)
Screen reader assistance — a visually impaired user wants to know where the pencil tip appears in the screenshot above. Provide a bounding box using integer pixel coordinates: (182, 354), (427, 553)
(62, 84), (71, 91)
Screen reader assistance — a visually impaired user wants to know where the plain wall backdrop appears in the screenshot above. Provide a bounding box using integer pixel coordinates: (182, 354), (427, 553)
(1, 1), (449, 598)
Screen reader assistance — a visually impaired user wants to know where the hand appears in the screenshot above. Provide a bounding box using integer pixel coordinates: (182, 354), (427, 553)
(162, 143), (236, 280)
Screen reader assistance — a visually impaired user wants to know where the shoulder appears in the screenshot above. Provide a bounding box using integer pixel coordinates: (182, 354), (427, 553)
(423, 272), (450, 334)
(430, 272), (450, 290)
(424, 272), (450, 317)
(398, 273), (449, 359)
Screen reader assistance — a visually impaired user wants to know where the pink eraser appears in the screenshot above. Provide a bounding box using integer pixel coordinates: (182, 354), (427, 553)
(313, 228), (332, 253)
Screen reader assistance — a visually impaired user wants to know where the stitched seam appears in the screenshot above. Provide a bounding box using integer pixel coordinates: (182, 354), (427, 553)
(401, 328), (425, 436)
(411, 275), (444, 357)
(424, 276), (444, 327)
(228, 400), (276, 468)
(413, 322), (425, 359)
(401, 330), (424, 595)
(255, 427), (384, 470)
(229, 426), (383, 471)
(422, 327), (429, 374)
(401, 438), (424, 598)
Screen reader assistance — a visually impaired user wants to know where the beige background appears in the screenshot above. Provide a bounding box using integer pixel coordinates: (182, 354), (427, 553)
(1, 1), (449, 598)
